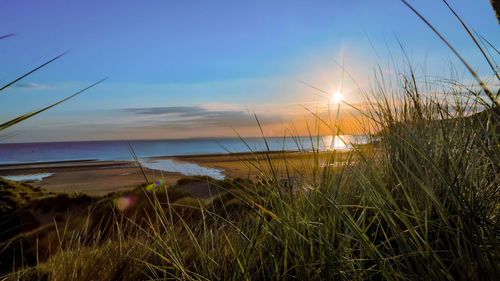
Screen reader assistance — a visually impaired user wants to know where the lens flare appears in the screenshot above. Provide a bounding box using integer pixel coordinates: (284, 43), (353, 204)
(331, 91), (343, 103)
(115, 195), (138, 211)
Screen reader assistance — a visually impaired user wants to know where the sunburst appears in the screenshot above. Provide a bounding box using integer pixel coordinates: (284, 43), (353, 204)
(331, 91), (343, 103)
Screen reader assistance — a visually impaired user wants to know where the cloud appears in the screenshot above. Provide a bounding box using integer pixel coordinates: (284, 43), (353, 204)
(14, 83), (50, 89)
(123, 105), (280, 128)
(124, 106), (203, 115)
(202, 103), (248, 111)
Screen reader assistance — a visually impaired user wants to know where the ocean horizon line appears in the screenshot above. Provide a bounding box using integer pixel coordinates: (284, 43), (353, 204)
(0, 134), (367, 145)
(0, 135), (368, 165)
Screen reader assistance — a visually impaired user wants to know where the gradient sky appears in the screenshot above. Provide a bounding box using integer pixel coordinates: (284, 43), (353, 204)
(0, 0), (498, 142)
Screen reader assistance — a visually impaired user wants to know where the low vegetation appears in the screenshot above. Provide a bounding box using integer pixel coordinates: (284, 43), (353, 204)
(1, 1), (499, 280)
(1, 71), (498, 279)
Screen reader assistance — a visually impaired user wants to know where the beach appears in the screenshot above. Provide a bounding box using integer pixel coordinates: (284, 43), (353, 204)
(0, 150), (356, 195)
(0, 151), (294, 195)
(0, 160), (167, 195)
(0, 136), (366, 196)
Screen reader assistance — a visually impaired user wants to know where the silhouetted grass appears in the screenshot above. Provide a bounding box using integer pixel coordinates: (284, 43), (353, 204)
(1, 1), (499, 280)
(3, 63), (498, 280)
(0, 36), (107, 133)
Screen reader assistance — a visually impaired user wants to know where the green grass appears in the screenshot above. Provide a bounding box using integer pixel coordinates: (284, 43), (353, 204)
(2, 67), (498, 280)
(1, 2), (499, 280)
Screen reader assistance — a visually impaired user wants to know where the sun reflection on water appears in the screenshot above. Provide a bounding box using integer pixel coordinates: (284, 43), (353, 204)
(322, 135), (349, 151)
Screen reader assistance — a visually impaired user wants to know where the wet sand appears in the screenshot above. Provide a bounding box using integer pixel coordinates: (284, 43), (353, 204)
(163, 151), (301, 178)
(0, 152), (285, 195)
(0, 160), (185, 195)
(0, 150), (350, 196)
(166, 150), (351, 178)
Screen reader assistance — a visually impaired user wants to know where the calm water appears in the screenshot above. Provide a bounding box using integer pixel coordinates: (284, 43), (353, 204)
(2, 173), (55, 181)
(0, 135), (368, 165)
(141, 159), (225, 180)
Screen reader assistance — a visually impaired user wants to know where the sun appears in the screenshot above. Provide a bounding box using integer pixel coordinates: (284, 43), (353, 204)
(331, 91), (343, 103)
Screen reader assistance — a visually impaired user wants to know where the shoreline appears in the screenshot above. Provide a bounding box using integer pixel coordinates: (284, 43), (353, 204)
(0, 150), (351, 195)
(0, 149), (300, 167)
(0, 159), (180, 196)
(0, 151), (286, 195)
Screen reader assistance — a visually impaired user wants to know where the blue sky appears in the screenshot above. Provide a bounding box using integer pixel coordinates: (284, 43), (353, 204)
(0, 0), (498, 142)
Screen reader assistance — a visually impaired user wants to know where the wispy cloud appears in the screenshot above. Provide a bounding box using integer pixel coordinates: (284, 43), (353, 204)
(124, 106), (203, 115)
(14, 83), (51, 89)
(202, 103), (248, 112)
(2, 103), (365, 142)
(123, 105), (282, 128)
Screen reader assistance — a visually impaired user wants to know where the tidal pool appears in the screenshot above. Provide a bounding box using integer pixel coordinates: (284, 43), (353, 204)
(2, 173), (55, 181)
(140, 158), (225, 180)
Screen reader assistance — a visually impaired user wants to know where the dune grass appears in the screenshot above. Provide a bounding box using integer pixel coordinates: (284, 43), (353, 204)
(0, 39), (107, 134)
(2, 60), (498, 280)
(2, 1), (500, 280)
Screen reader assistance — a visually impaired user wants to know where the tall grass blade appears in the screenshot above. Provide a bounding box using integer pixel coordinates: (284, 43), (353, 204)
(0, 77), (107, 131)
(0, 33), (15, 40)
(0, 51), (70, 93)
(400, 0), (499, 107)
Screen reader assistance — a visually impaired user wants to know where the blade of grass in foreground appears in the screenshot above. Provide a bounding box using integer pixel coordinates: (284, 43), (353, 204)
(127, 141), (150, 184)
(400, 0), (499, 107)
(0, 33), (15, 40)
(442, 0), (500, 82)
(0, 77), (108, 131)
(0, 51), (70, 92)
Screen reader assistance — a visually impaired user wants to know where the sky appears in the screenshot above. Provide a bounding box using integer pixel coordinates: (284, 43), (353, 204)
(0, 0), (499, 142)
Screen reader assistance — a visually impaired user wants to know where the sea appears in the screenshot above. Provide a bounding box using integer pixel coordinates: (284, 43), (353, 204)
(0, 135), (368, 180)
(0, 135), (369, 164)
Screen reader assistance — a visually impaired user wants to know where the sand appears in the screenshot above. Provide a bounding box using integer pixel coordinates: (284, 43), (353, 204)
(0, 152), (282, 195)
(0, 160), (186, 195)
(0, 151), (351, 196)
